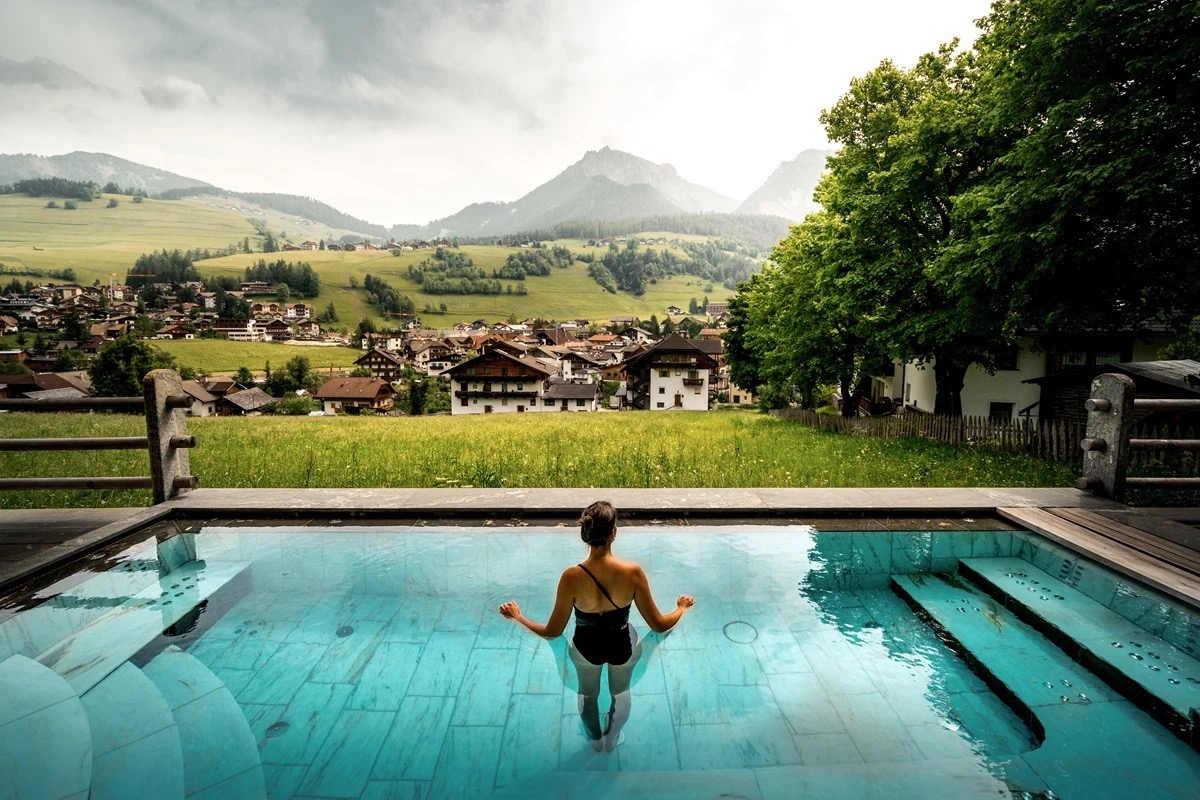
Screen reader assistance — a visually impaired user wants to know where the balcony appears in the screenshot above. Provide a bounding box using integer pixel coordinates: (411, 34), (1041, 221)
(682, 378), (704, 386)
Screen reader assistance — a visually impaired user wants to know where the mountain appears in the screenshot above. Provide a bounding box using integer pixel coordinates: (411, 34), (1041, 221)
(0, 151), (211, 194)
(426, 147), (737, 237)
(736, 149), (833, 221)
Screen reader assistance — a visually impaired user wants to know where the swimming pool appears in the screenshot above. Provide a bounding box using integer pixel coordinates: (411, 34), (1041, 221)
(1, 522), (1198, 799)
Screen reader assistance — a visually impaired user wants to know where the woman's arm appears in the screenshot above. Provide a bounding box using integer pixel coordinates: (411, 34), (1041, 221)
(631, 566), (695, 633)
(499, 570), (573, 639)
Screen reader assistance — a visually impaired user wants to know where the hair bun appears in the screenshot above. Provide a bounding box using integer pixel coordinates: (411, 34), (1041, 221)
(580, 513), (593, 529)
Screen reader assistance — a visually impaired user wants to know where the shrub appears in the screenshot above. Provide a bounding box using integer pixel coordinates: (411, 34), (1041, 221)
(107, 198), (119, 208)
(45, 200), (58, 209)
(63, 200), (78, 210)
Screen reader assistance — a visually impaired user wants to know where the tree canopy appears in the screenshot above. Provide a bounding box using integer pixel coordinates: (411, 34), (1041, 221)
(728, 0), (1200, 415)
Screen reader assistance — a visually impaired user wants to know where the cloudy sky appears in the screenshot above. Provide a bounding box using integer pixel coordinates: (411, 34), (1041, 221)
(0, 0), (993, 226)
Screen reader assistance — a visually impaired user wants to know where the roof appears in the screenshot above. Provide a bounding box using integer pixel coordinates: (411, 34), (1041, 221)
(180, 379), (217, 403)
(23, 387), (86, 401)
(624, 333), (719, 371)
(543, 383), (598, 400)
(446, 349), (556, 378)
(221, 387), (276, 411)
(315, 377), (394, 400)
(356, 347), (404, 366)
(1024, 359), (1200, 395)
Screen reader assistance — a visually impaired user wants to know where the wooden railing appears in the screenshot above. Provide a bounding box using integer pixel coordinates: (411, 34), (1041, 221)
(0, 369), (198, 503)
(1077, 373), (1200, 502)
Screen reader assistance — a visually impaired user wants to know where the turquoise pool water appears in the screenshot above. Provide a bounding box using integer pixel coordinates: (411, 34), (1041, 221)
(1, 524), (1199, 799)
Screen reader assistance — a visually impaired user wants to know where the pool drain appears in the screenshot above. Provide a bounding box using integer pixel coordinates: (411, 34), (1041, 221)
(265, 721), (290, 738)
(723, 621), (758, 644)
(336, 625), (355, 638)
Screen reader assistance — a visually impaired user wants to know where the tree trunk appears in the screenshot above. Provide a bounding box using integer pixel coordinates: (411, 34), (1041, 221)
(933, 358), (968, 417)
(839, 373), (856, 416)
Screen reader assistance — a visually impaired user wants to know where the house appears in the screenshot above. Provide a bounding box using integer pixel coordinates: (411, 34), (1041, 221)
(179, 379), (218, 416)
(240, 281), (274, 294)
(0, 315), (18, 334)
(667, 305), (683, 316)
(286, 303), (311, 320)
(445, 349), (558, 415)
(154, 324), (193, 340)
(218, 387), (276, 415)
(327, 244), (342, 251)
(315, 377), (395, 414)
(213, 318), (261, 342)
(1025, 359), (1200, 425)
(876, 330), (1187, 421)
(705, 301), (729, 316)
(543, 382), (599, 412)
(354, 348), (406, 381)
(624, 333), (720, 411)
(201, 377), (245, 399)
(261, 319), (292, 340)
(297, 320), (321, 338)
(301, 241), (320, 251)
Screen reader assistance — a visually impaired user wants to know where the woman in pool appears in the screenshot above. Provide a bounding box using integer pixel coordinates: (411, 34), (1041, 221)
(499, 501), (696, 752)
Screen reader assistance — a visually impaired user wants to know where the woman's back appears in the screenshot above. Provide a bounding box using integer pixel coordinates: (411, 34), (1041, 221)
(570, 557), (637, 613)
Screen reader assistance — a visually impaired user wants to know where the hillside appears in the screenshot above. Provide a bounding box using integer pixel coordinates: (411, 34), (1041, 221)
(0, 151), (211, 194)
(0, 192), (733, 324)
(736, 149), (833, 220)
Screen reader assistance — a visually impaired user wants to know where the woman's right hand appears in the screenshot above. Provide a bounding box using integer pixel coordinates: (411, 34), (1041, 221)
(676, 595), (696, 610)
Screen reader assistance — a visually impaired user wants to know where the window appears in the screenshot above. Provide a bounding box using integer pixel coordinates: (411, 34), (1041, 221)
(472, 398), (478, 405)
(675, 370), (682, 377)
(502, 396), (508, 406)
(656, 402), (665, 408)
(1096, 350), (1122, 365)
(529, 397), (536, 406)
(688, 370), (699, 380)
(659, 369), (669, 378)
(989, 402), (1014, 421)
(517, 383), (523, 390)
(659, 387), (665, 394)
(576, 399), (585, 407)
(995, 344), (1020, 371)
(733, 395), (740, 404)
(517, 405), (525, 413)
(904, 383), (911, 402)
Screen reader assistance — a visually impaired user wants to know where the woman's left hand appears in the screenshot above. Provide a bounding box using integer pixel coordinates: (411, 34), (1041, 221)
(499, 601), (521, 619)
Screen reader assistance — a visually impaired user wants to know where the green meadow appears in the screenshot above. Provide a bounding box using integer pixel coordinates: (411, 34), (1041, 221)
(151, 339), (363, 375)
(0, 411), (1077, 509)
(0, 193), (732, 326)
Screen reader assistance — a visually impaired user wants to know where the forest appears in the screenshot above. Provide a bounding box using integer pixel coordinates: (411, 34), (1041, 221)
(726, 0), (1199, 417)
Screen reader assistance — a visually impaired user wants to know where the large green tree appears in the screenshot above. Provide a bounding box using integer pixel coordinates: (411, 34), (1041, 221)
(89, 335), (175, 397)
(950, 0), (1200, 344)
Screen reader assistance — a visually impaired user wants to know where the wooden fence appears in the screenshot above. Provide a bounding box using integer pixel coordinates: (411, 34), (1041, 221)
(772, 407), (1199, 475)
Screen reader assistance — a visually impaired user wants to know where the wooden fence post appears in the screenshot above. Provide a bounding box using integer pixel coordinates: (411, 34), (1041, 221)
(1078, 373), (1135, 501)
(144, 369), (193, 504)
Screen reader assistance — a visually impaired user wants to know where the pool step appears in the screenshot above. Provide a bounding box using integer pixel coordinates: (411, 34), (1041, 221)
(0, 538), (163, 661)
(37, 558), (251, 695)
(959, 556), (1200, 743)
(893, 573), (1200, 798)
(142, 644), (266, 799)
(80, 661), (185, 800)
(0, 653), (93, 800)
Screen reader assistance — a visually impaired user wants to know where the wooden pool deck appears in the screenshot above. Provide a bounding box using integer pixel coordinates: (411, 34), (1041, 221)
(2, 487), (1197, 607)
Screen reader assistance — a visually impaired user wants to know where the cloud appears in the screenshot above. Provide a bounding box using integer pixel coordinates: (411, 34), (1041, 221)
(0, 55), (105, 92)
(140, 76), (212, 109)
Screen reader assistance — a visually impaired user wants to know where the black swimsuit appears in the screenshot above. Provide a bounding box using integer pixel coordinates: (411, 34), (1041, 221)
(572, 563), (638, 666)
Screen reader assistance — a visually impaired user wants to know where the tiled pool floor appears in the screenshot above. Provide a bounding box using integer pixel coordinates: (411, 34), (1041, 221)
(3, 524), (1199, 799)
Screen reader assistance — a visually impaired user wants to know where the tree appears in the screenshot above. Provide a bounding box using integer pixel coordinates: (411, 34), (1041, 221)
(276, 284), (291, 303)
(319, 239), (326, 251)
(106, 198), (119, 208)
(53, 348), (89, 371)
(132, 195), (143, 204)
(234, 366), (256, 387)
(949, 0), (1200, 348)
(102, 182), (121, 194)
(62, 312), (87, 341)
(63, 200), (77, 210)
(45, 200), (58, 209)
(242, 237), (251, 254)
(408, 377), (428, 415)
(349, 366), (373, 378)
(90, 335), (174, 397)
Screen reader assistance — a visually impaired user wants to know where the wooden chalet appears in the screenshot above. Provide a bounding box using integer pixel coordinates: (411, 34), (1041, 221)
(624, 333), (720, 411)
(355, 348), (406, 381)
(445, 349), (556, 414)
(315, 377), (395, 415)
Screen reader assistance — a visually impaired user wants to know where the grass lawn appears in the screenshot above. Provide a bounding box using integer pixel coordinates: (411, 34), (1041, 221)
(0, 411), (1078, 508)
(152, 339), (364, 375)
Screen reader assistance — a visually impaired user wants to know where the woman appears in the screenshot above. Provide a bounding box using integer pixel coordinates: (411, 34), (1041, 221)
(499, 501), (696, 752)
